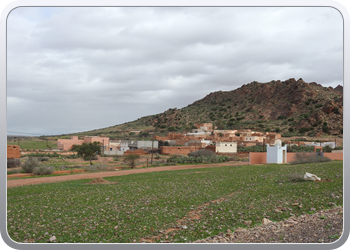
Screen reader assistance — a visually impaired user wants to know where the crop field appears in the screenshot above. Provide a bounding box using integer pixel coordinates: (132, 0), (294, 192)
(7, 161), (343, 243)
(7, 138), (57, 150)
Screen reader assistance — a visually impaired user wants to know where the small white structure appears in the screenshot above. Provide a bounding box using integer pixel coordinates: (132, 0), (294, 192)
(266, 140), (287, 164)
(215, 141), (237, 153)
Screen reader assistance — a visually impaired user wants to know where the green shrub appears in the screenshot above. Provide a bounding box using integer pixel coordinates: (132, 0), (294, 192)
(83, 155), (98, 161)
(65, 154), (80, 159)
(285, 172), (306, 182)
(33, 166), (55, 175)
(188, 150), (216, 157)
(290, 153), (332, 164)
(287, 145), (314, 152)
(22, 157), (40, 173)
(323, 145), (333, 153)
(84, 165), (99, 172)
(58, 165), (67, 171)
(7, 168), (22, 174)
(7, 158), (21, 168)
(322, 126), (330, 133)
(238, 145), (265, 152)
(113, 155), (121, 161)
(36, 157), (49, 162)
(167, 154), (229, 164)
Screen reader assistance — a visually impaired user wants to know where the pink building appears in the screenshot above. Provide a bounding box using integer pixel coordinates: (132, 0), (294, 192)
(57, 136), (110, 151)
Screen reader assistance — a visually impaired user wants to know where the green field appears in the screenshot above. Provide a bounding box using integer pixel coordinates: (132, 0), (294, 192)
(7, 161), (343, 243)
(7, 138), (57, 150)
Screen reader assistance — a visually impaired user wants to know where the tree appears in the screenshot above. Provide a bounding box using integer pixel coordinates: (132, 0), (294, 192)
(123, 154), (141, 169)
(74, 142), (101, 165)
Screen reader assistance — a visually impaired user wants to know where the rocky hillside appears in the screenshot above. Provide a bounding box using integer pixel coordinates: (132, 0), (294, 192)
(74, 78), (343, 137)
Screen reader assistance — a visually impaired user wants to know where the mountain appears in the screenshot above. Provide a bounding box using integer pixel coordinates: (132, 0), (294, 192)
(72, 78), (343, 137)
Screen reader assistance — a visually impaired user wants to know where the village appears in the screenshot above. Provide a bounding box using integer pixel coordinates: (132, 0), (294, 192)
(7, 122), (343, 166)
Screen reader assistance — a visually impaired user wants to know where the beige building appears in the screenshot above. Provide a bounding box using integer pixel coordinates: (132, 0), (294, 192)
(215, 141), (237, 153)
(57, 136), (109, 151)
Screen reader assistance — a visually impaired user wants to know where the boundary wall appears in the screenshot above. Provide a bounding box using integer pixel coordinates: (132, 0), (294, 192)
(7, 145), (20, 159)
(249, 152), (343, 164)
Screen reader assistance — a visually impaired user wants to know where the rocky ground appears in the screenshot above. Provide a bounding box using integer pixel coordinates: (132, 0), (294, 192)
(193, 206), (343, 243)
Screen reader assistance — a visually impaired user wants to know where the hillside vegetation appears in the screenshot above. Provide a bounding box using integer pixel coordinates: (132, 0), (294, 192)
(66, 78), (343, 138)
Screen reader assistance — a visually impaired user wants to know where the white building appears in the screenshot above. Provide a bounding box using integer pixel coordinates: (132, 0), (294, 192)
(266, 140), (287, 164)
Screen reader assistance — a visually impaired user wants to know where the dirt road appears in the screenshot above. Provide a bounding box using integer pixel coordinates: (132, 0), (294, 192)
(7, 161), (249, 188)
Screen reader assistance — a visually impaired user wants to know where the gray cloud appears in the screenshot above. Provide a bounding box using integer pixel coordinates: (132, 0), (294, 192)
(7, 6), (343, 135)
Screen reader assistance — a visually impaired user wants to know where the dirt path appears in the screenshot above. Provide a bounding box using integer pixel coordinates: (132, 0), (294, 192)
(7, 162), (249, 188)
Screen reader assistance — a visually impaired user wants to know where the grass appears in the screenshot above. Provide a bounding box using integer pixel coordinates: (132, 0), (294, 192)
(7, 138), (57, 150)
(7, 161), (343, 243)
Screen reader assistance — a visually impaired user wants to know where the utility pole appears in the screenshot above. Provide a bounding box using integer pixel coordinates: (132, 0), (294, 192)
(151, 139), (154, 164)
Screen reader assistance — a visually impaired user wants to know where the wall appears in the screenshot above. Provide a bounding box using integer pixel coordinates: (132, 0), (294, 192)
(137, 141), (158, 149)
(57, 136), (109, 151)
(249, 152), (343, 164)
(124, 149), (148, 155)
(324, 153), (343, 160)
(160, 146), (202, 155)
(103, 150), (124, 155)
(20, 151), (76, 156)
(84, 136), (110, 146)
(249, 152), (266, 165)
(7, 145), (20, 159)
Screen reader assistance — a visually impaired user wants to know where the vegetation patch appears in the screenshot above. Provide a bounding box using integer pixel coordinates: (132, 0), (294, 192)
(7, 161), (342, 243)
(85, 178), (118, 185)
(290, 153), (332, 165)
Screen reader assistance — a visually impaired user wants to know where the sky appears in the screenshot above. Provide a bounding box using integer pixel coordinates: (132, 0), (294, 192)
(6, 6), (344, 136)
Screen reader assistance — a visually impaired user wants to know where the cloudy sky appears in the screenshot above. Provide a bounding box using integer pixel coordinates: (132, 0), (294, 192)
(6, 6), (343, 136)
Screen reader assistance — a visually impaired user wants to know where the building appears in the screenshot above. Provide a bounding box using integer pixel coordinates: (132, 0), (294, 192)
(215, 141), (237, 153)
(57, 136), (109, 151)
(266, 140), (287, 164)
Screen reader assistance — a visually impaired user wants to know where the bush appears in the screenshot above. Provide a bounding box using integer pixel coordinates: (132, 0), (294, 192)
(83, 155), (98, 161)
(113, 155), (121, 161)
(285, 172), (306, 182)
(7, 158), (21, 168)
(7, 168), (22, 174)
(238, 145), (265, 152)
(33, 166), (55, 175)
(65, 154), (80, 159)
(290, 153), (332, 164)
(22, 157), (40, 173)
(167, 154), (229, 164)
(188, 150), (216, 157)
(58, 165), (67, 171)
(323, 145), (333, 153)
(287, 145), (314, 152)
(84, 165), (99, 172)
(36, 157), (49, 162)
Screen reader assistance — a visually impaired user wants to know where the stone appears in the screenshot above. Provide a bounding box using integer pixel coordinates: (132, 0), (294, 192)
(262, 218), (273, 225)
(244, 220), (252, 225)
(49, 236), (56, 242)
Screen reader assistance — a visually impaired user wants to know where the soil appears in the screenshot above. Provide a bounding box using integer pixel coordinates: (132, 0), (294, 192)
(85, 177), (118, 185)
(7, 161), (249, 188)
